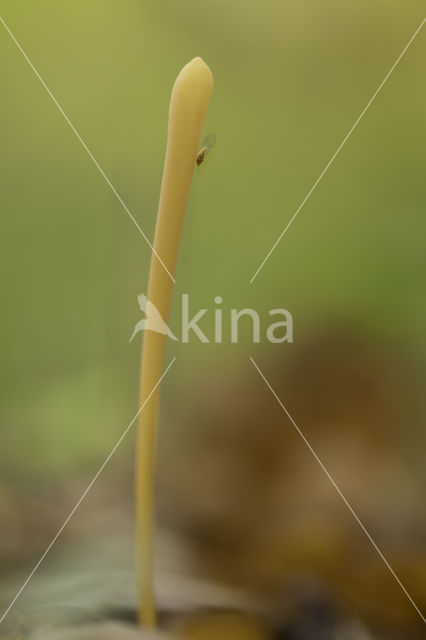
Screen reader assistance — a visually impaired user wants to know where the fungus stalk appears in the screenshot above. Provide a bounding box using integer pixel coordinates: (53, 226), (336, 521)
(135, 57), (213, 628)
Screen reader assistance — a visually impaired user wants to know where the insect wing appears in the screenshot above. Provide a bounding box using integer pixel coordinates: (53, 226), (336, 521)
(202, 132), (216, 152)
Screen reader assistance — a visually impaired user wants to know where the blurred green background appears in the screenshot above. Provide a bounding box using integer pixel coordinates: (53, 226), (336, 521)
(0, 1), (425, 627)
(1, 0), (425, 476)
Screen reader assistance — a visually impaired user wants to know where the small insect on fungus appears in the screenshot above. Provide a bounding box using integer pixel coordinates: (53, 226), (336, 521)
(196, 132), (216, 166)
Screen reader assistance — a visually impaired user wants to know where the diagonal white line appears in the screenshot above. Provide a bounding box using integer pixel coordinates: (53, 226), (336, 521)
(250, 17), (426, 284)
(0, 356), (176, 626)
(0, 16), (175, 284)
(250, 356), (426, 625)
